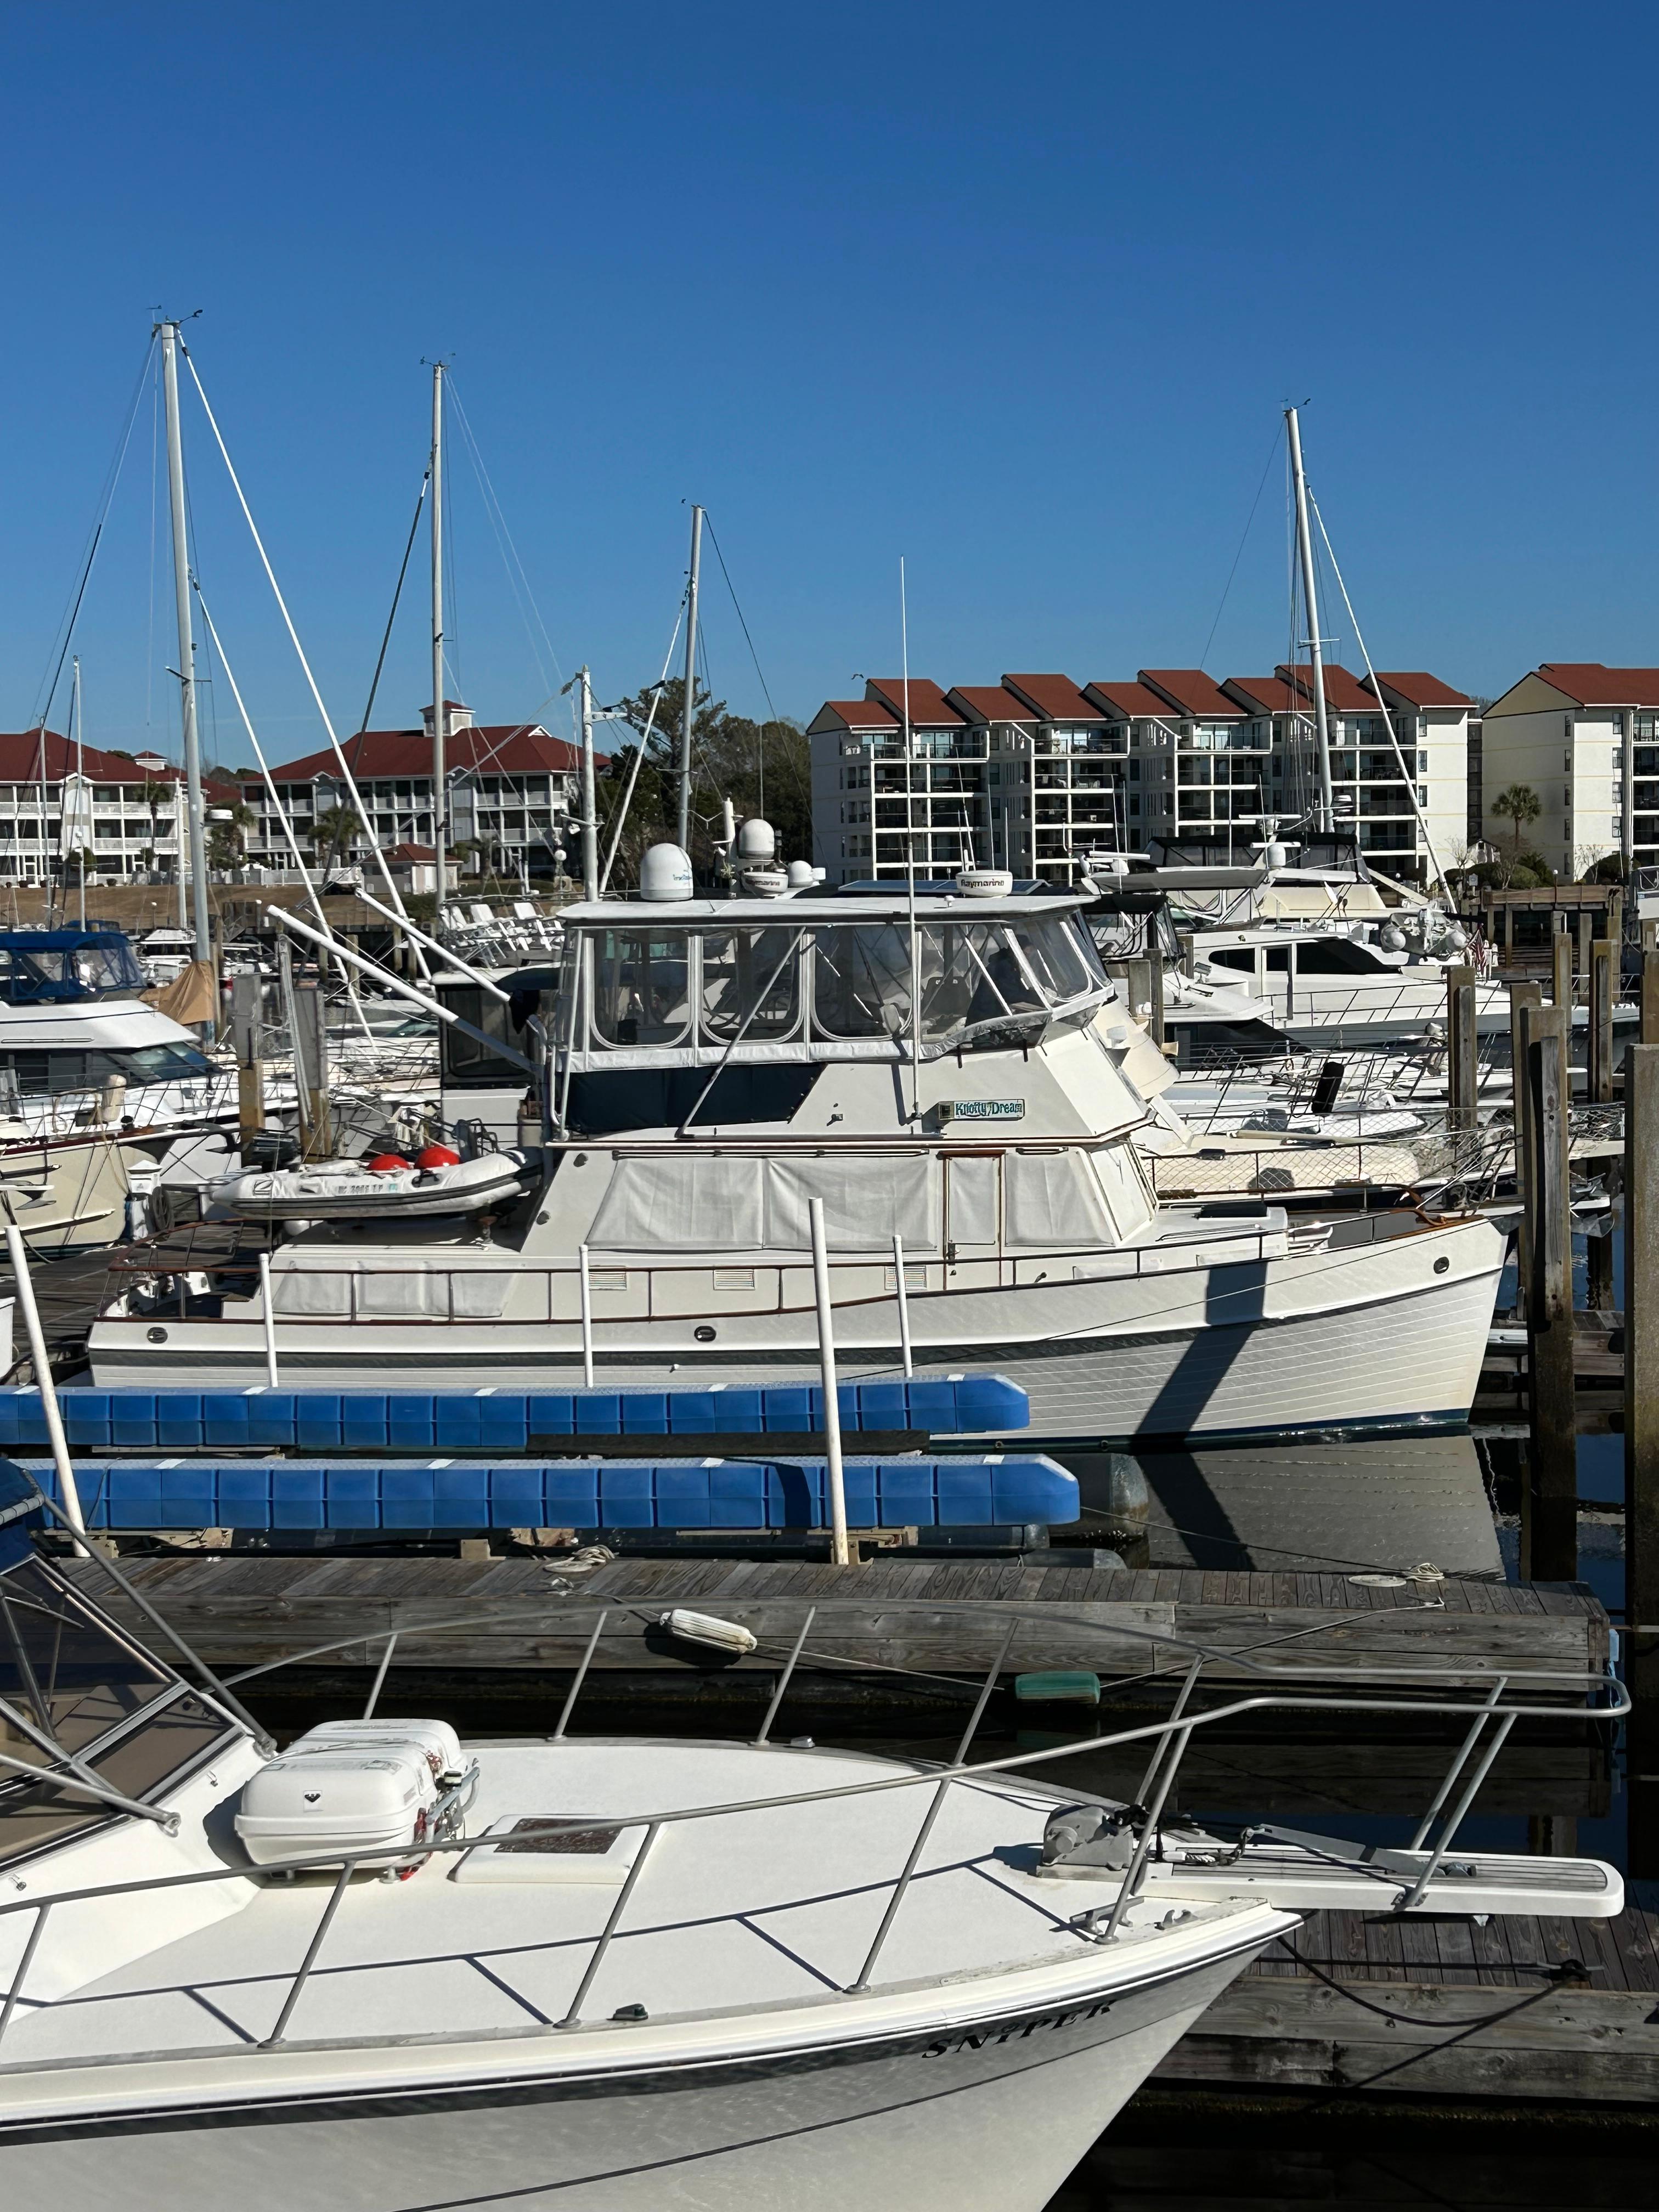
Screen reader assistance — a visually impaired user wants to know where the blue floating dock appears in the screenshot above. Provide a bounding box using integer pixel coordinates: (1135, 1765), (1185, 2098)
(0, 1378), (1028, 1454)
(13, 1454), (1076, 1532)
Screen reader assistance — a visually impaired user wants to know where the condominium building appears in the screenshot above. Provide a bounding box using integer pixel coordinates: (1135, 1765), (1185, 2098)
(1479, 663), (1659, 877)
(809, 663), (1470, 887)
(0, 731), (229, 886)
(245, 703), (587, 881)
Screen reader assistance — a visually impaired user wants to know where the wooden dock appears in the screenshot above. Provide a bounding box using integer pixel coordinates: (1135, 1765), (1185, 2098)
(1155, 1899), (1659, 2106)
(71, 1551), (1611, 1689)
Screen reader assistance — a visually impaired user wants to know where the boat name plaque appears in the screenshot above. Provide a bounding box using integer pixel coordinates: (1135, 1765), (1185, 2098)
(943, 1099), (1025, 1121)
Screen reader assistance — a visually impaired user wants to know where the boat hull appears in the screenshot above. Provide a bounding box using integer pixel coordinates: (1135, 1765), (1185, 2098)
(0, 1945), (1256, 2212)
(88, 1217), (1503, 1444)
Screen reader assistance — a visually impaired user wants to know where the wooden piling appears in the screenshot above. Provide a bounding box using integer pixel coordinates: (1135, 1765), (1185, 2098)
(229, 972), (265, 1149)
(1587, 934), (1618, 1311)
(1508, 981), (1543, 1320)
(1643, 950), (1659, 1047)
(1446, 964), (1477, 1132)
(1521, 1000), (1576, 1582)
(1551, 926), (1574, 1012)
(1626, 1043), (1659, 1879)
(1589, 935), (1615, 1103)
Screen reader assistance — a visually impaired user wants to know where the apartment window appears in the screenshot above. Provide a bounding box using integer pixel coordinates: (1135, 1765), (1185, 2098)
(1417, 751), (1429, 774)
(1613, 712), (1627, 736)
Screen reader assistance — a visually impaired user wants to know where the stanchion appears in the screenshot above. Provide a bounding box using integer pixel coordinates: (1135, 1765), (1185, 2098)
(3, 1223), (87, 1553)
(1626, 1044), (1659, 1879)
(257, 1250), (280, 1387)
(809, 1198), (850, 1568)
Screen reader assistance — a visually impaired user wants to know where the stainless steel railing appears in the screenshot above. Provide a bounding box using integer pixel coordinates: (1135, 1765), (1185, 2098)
(0, 1588), (1626, 2057)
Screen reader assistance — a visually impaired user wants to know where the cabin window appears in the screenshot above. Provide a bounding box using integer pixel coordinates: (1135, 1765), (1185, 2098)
(1005, 1148), (1116, 1247)
(699, 927), (801, 1041)
(1015, 916), (1098, 1002)
(591, 930), (692, 1046)
(812, 924), (913, 1038)
(1292, 939), (1374, 974)
(589, 1152), (936, 1251)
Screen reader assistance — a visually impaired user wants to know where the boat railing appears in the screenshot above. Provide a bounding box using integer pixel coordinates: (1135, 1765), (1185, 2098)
(0, 1584), (1627, 2052)
(96, 1214), (1316, 1333)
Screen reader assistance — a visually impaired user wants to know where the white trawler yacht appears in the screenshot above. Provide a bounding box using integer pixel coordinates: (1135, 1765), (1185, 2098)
(90, 844), (1505, 1443)
(0, 1469), (1626, 2210)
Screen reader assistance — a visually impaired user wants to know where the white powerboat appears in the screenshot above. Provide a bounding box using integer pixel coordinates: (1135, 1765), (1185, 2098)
(0, 1471), (1624, 2210)
(89, 856), (1506, 1443)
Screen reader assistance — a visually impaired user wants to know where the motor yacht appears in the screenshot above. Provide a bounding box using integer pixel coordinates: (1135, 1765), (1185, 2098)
(89, 857), (1507, 1443)
(0, 1468), (1624, 2210)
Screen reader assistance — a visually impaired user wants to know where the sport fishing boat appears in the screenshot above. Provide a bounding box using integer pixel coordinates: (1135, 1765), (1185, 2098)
(88, 849), (1507, 1444)
(0, 1465), (1625, 2210)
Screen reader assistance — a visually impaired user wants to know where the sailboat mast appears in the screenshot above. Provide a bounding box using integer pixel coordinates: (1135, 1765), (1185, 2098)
(430, 363), (447, 906)
(159, 319), (212, 965)
(1285, 406), (1335, 837)
(579, 665), (598, 901)
(677, 505), (703, 855)
(73, 655), (85, 930)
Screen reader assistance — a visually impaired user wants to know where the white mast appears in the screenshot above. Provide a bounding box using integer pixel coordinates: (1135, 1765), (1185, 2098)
(430, 362), (447, 907)
(159, 319), (212, 966)
(677, 505), (703, 855)
(72, 655), (85, 930)
(579, 665), (598, 900)
(1285, 405), (1335, 837)
(901, 556), (921, 1121)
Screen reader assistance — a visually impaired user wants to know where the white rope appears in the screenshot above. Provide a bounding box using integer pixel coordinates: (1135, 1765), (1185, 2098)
(191, 584), (376, 1049)
(1308, 492), (1452, 902)
(180, 350), (431, 977)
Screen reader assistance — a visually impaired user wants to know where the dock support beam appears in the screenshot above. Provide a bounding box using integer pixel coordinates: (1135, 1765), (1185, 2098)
(1628, 1045), (1659, 1879)
(1521, 1000), (1576, 1583)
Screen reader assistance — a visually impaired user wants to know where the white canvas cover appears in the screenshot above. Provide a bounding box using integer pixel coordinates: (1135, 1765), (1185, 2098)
(1005, 1148), (1117, 1249)
(588, 1150), (936, 1251)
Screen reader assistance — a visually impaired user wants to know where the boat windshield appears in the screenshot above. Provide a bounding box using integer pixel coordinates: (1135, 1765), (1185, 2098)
(0, 1554), (236, 1866)
(567, 910), (1106, 1058)
(0, 935), (146, 1003)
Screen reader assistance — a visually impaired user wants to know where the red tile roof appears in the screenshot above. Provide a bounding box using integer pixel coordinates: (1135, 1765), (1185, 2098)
(1364, 671), (1472, 710)
(1537, 663), (1659, 708)
(265, 724), (588, 783)
(1138, 670), (1243, 720)
(1000, 674), (1107, 724)
(1275, 662), (1378, 716)
(865, 679), (964, 727)
(1083, 680), (1180, 721)
(946, 686), (1039, 723)
(387, 842), (437, 864)
(0, 730), (194, 783)
(808, 698), (901, 733)
(1220, 676), (1304, 716)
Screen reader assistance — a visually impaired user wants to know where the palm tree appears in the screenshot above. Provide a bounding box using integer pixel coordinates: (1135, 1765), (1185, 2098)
(1490, 784), (1542, 855)
(138, 778), (173, 881)
(310, 804), (363, 877)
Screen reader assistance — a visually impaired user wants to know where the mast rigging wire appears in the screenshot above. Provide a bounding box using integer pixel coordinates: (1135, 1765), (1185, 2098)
(190, 579), (375, 1049)
(31, 333), (158, 735)
(1197, 420), (1283, 673)
(179, 343), (428, 970)
(446, 381), (566, 695)
(1308, 489), (1452, 901)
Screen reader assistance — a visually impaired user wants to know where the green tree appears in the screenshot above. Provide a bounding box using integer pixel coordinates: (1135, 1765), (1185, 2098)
(1490, 783), (1542, 853)
(138, 778), (173, 878)
(310, 804), (363, 877)
(605, 675), (811, 888)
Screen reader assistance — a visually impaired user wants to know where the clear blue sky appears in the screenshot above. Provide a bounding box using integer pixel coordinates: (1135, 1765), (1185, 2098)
(2, 2), (1654, 765)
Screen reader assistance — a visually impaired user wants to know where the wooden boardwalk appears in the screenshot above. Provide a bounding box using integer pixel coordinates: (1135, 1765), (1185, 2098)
(71, 1551), (1610, 1688)
(1159, 1899), (1659, 2104)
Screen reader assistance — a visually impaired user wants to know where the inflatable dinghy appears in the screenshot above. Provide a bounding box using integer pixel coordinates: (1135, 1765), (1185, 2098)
(210, 1148), (534, 1222)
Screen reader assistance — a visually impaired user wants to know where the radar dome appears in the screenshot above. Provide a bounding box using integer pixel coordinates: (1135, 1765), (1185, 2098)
(735, 816), (776, 865)
(640, 843), (694, 901)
